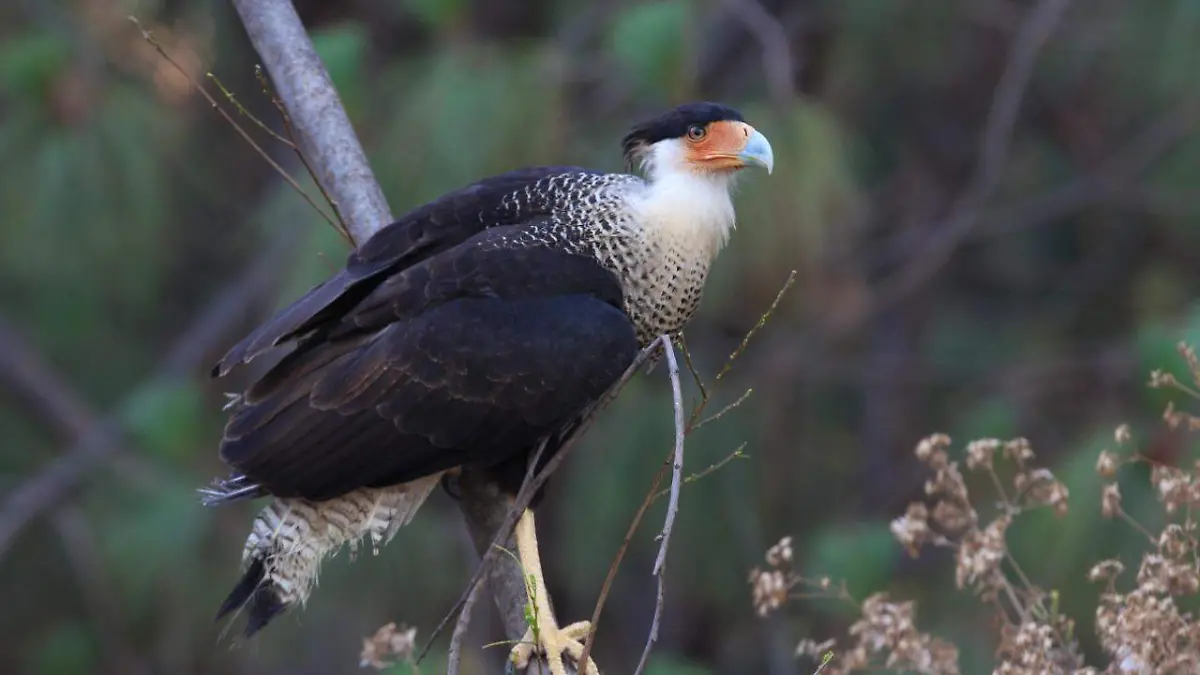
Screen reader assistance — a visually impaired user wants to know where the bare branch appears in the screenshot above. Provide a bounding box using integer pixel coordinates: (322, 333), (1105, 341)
(231, 0), (392, 245)
(633, 336), (687, 675)
(128, 16), (341, 233)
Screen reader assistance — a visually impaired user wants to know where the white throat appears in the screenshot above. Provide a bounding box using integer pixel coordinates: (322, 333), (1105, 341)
(633, 139), (738, 258)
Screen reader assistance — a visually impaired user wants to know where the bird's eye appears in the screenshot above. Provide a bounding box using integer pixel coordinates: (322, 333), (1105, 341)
(686, 124), (707, 141)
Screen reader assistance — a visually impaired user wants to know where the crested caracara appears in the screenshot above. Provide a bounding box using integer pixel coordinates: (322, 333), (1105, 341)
(204, 101), (773, 675)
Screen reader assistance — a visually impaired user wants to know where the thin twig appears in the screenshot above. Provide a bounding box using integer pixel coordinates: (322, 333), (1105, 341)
(710, 271), (796, 391)
(652, 443), (748, 501)
(206, 72), (296, 147)
(679, 334), (708, 405)
(231, 0), (393, 245)
(633, 336), (687, 675)
(694, 388), (754, 431)
(445, 569), (487, 675)
(254, 65), (349, 240)
(128, 16), (339, 230)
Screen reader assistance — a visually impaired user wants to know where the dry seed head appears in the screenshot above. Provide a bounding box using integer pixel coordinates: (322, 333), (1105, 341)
(844, 593), (960, 675)
(1138, 552), (1200, 596)
(1016, 467), (1069, 516)
(1102, 483), (1122, 519)
(1149, 369), (1177, 389)
(955, 515), (1010, 597)
(1151, 465), (1198, 514)
(925, 460), (970, 505)
(891, 502), (934, 557)
(795, 637), (836, 659)
(1097, 450), (1120, 478)
(932, 499), (975, 532)
(965, 438), (1000, 471)
(995, 621), (1066, 675)
(765, 536), (794, 567)
(1095, 583), (1200, 673)
(748, 566), (794, 617)
(1088, 559), (1125, 583)
(916, 433), (952, 468)
(1003, 437), (1034, 465)
(1158, 524), (1192, 560)
(1178, 341), (1200, 385)
(1162, 400), (1200, 432)
(1115, 424), (1132, 445)
(360, 622), (417, 670)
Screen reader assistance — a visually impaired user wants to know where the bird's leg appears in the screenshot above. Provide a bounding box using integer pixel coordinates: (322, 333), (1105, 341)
(509, 508), (598, 675)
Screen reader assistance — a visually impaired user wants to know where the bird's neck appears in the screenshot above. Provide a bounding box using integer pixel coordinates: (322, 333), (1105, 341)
(634, 170), (737, 260)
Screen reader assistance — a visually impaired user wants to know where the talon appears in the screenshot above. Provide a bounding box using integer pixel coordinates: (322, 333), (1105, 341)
(509, 620), (597, 675)
(507, 510), (600, 675)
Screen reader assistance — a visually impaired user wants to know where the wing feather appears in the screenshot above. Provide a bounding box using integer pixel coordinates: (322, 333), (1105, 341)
(213, 167), (596, 376)
(219, 293), (637, 501)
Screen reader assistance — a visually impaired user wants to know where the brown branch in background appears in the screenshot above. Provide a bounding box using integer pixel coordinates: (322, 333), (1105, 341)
(871, 0), (1073, 310)
(632, 336), (687, 675)
(230, 0), (392, 245)
(0, 234), (296, 560)
(723, 0), (796, 105)
(0, 319), (98, 438)
(128, 16), (341, 233)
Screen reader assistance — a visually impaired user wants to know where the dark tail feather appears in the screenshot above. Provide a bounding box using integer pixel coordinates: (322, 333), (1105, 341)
(217, 557), (288, 637)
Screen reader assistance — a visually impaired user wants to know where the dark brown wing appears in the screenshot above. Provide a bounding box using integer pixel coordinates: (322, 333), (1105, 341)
(212, 166), (597, 377)
(217, 237), (637, 501)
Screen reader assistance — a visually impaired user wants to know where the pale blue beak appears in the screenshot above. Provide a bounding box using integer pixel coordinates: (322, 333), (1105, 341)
(739, 128), (774, 174)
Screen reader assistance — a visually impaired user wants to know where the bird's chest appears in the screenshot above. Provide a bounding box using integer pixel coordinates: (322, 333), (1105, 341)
(623, 236), (714, 345)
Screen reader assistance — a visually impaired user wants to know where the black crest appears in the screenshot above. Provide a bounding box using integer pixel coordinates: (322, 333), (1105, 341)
(621, 102), (745, 166)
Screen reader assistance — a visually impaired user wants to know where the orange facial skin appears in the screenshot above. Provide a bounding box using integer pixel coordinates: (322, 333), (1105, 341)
(684, 120), (759, 172)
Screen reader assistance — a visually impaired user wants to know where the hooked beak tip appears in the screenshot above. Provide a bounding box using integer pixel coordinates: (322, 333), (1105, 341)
(739, 128), (774, 174)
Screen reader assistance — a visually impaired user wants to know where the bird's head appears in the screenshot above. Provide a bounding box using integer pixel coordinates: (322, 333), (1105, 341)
(622, 102), (774, 182)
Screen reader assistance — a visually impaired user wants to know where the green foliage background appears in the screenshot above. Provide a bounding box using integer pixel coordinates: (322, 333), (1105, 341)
(1, 0), (1198, 673)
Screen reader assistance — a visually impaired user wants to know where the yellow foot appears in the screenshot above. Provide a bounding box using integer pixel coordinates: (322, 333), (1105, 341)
(510, 620), (598, 675)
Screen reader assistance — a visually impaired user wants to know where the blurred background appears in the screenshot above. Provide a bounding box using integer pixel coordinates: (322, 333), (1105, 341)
(2, 0), (1200, 673)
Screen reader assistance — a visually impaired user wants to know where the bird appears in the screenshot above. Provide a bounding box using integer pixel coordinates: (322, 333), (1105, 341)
(202, 101), (773, 675)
